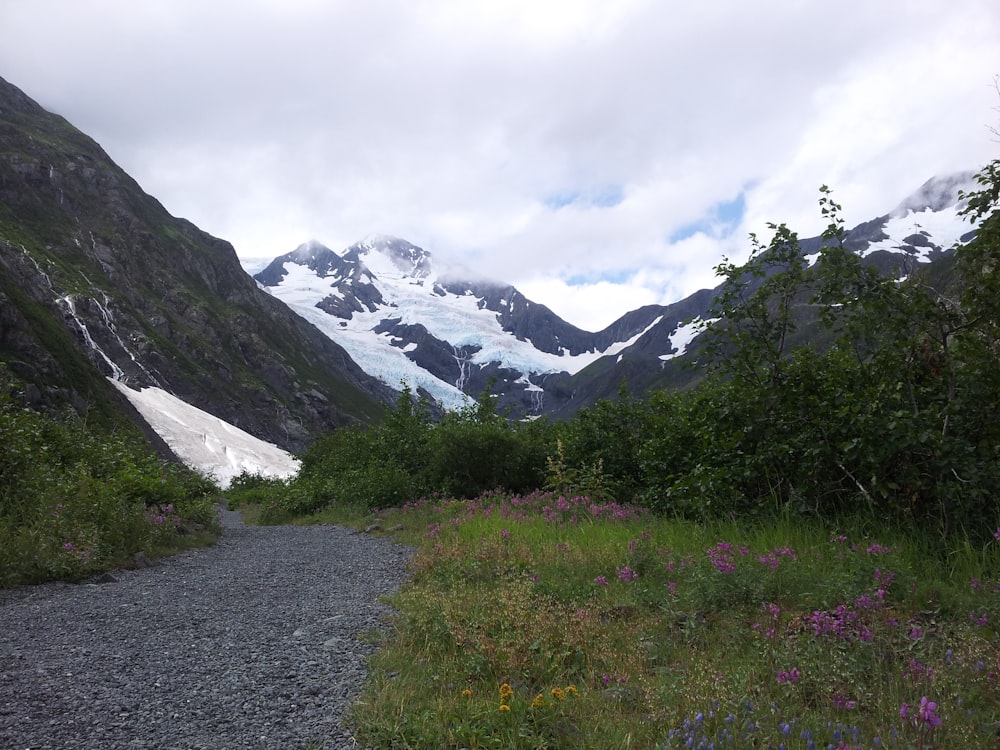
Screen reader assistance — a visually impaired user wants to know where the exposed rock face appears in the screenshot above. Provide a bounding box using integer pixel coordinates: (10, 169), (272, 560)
(0, 76), (393, 452)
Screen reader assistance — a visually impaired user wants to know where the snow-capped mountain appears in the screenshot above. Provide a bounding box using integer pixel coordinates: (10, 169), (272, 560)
(253, 172), (981, 418)
(253, 235), (672, 415)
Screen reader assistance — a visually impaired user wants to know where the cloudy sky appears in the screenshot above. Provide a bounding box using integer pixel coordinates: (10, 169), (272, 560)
(2, 1), (998, 330)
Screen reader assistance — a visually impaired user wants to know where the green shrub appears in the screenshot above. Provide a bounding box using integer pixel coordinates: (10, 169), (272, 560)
(0, 377), (219, 587)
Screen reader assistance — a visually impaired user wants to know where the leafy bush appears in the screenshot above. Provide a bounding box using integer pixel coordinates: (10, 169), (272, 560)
(0, 374), (220, 586)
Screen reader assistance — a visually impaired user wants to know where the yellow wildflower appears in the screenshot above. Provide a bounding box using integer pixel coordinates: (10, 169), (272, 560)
(499, 683), (514, 699)
(498, 704), (511, 712)
(531, 693), (545, 709)
(461, 689), (472, 698)
(565, 685), (578, 696)
(550, 687), (565, 701)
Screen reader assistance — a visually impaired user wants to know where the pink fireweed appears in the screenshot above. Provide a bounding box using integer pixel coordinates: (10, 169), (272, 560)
(832, 695), (857, 710)
(969, 610), (989, 626)
(901, 697), (942, 728)
(616, 565), (638, 581)
(775, 667), (801, 684)
(707, 541), (737, 573)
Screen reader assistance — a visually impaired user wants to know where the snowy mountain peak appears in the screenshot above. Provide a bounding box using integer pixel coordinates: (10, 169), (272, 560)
(350, 234), (434, 280)
(890, 171), (977, 218)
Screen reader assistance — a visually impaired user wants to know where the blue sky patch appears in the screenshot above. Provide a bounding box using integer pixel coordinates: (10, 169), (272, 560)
(669, 190), (747, 243)
(545, 184), (624, 210)
(565, 268), (634, 287)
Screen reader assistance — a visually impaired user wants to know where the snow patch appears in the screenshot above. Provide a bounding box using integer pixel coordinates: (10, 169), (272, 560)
(861, 206), (971, 263)
(110, 380), (299, 489)
(660, 317), (713, 361)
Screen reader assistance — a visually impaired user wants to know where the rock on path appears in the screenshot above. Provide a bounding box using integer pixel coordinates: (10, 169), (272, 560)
(0, 512), (411, 749)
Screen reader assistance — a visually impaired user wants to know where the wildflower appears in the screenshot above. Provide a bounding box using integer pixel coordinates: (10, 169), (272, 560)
(775, 667), (801, 684)
(917, 697), (942, 728)
(499, 683), (514, 699)
(593, 576), (609, 587)
(969, 610), (989, 626)
(707, 542), (737, 573)
(565, 685), (577, 696)
(854, 593), (874, 609)
(994, 528), (1000, 542)
(531, 693), (544, 709)
(616, 565), (638, 581)
(550, 687), (565, 701)
(500, 528), (510, 539)
(62, 542), (75, 551)
(498, 704), (511, 711)
(461, 689), (472, 698)
(874, 569), (895, 587)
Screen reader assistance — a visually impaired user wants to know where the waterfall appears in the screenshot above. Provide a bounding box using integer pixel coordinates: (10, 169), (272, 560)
(91, 292), (161, 386)
(530, 387), (544, 414)
(453, 345), (472, 392)
(57, 294), (125, 381)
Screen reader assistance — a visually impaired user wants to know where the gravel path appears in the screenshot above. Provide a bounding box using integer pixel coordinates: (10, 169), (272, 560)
(0, 510), (412, 749)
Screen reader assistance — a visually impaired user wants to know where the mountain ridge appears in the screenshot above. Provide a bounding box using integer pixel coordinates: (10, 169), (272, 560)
(252, 171), (979, 418)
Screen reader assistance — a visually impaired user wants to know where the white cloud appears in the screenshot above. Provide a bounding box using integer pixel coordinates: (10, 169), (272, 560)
(1, 0), (997, 330)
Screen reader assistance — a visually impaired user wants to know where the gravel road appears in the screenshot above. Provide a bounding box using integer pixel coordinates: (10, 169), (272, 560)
(0, 509), (411, 749)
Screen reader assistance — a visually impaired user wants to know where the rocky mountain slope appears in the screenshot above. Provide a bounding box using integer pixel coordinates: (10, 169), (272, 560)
(0, 76), (392, 454)
(253, 175), (978, 418)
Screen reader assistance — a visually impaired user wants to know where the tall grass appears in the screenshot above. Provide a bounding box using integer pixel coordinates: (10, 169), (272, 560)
(341, 491), (1000, 749)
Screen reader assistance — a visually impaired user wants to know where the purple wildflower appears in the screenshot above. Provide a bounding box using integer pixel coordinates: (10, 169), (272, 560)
(616, 565), (638, 581)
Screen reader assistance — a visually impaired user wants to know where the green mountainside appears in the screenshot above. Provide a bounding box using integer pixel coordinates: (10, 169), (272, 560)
(0, 76), (391, 454)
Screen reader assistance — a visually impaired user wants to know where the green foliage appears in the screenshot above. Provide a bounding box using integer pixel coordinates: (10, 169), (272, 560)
(248, 383), (554, 520)
(243, 160), (1000, 551)
(551, 382), (647, 503)
(631, 172), (1000, 542)
(0, 372), (220, 587)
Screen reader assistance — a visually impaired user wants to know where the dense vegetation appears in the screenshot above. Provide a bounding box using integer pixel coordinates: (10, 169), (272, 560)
(225, 160), (1000, 748)
(0, 368), (221, 587)
(234, 162), (1000, 548)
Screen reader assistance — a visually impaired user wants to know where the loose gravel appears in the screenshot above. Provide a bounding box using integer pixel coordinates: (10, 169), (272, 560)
(0, 509), (412, 749)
